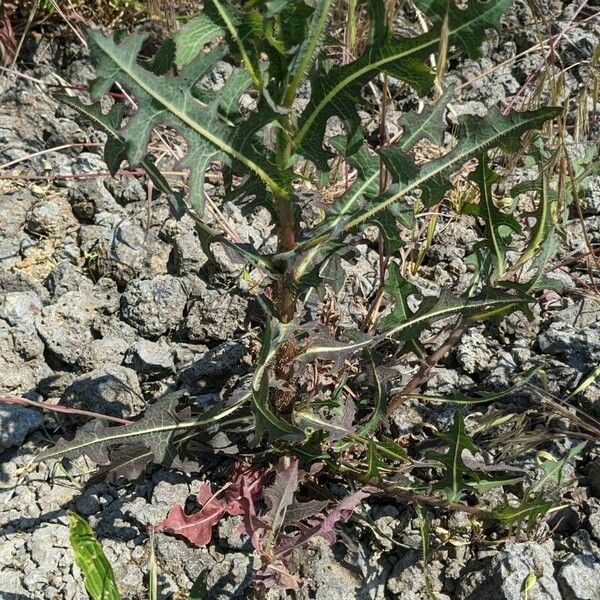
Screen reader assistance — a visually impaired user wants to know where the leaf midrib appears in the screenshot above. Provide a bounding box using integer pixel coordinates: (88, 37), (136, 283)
(481, 159), (505, 275)
(39, 400), (245, 460)
(302, 294), (528, 357)
(344, 114), (552, 231)
(94, 35), (285, 196)
(293, 2), (503, 149)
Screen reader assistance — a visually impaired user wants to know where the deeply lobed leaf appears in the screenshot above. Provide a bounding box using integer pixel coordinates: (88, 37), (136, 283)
(86, 29), (289, 215)
(294, 0), (512, 170)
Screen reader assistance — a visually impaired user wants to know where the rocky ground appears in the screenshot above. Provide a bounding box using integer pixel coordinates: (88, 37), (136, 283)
(1, 1), (600, 599)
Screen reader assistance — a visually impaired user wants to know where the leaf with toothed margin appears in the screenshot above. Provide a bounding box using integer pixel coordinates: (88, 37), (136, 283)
(295, 399), (357, 442)
(297, 106), (561, 273)
(299, 285), (531, 362)
(57, 93), (278, 276)
(493, 498), (554, 529)
(251, 313), (304, 443)
(204, 0), (264, 89)
(382, 285), (533, 341)
(294, 0), (512, 171)
(36, 391), (247, 475)
(469, 153), (522, 278)
(173, 12), (225, 68)
(83, 29), (289, 216)
(96, 445), (154, 483)
(36, 393), (186, 467)
(56, 93), (186, 218)
(426, 412), (497, 503)
(264, 457), (300, 532)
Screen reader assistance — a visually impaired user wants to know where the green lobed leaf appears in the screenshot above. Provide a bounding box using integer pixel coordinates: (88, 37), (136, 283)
(296, 104), (560, 282)
(426, 412), (478, 502)
(493, 498), (554, 529)
(85, 29), (289, 215)
(531, 442), (586, 494)
(173, 13), (225, 68)
(294, 0), (512, 170)
(36, 392), (247, 472)
(345, 107), (561, 233)
(69, 512), (121, 600)
(470, 153), (522, 278)
(427, 412), (526, 503)
(58, 92), (278, 276)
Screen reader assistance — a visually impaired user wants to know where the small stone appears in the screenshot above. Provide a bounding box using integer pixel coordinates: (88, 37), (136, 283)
(0, 569), (28, 597)
(588, 458), (600, 498)
(78, 336), (130, 371)
(184, 282), (247, 343)
(105, 220), (171, 286)
(68, 178), (123, 223)
(558, 554), (600, 600)
(154, 534), (215, 586)
(44, 261), (94, 298)
(588, 506), (600, 542)
(205, 552), (255, 600)
(104, 176), (147, 205)
(387, 551), (444, 598)
(178, 341), (248, 394)
(457, 329), (494, 374)
(0, 291), (43, 326)
(25, 196), (78, 238)
(0, 405), (43, 449)
(121, 275), (188, 339)
(583, 175), (600, 215)
(217, 516), (247, 550)
(202, 241), (246, 281)
(35, 288), (118, 366)
(172, 231), (208, 275)
(62, 364), (144, 419)
(124, 339), (175, 378)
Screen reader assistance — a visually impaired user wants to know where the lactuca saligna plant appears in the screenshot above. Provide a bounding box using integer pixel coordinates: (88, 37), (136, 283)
(40, 0), (566, 505)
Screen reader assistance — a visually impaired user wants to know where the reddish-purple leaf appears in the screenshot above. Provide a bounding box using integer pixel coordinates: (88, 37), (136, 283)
(264, 458), (300, 531)
(238, 476), (270, 554)
(274, 488), (372, 558)
(154, 465), (264, 547)
(283, 499), (329, 525)
(154, 495), (224, 546)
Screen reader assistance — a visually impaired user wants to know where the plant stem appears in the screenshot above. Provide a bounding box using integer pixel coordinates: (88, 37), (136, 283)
(387, 322), (467, 416)
(273, 121), (297, 323)
(345, 0), (358, 61)
(271, 119), (299, 414)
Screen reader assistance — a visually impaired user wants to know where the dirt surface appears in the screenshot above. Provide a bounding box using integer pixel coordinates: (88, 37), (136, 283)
(1, 1), (600, 599)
